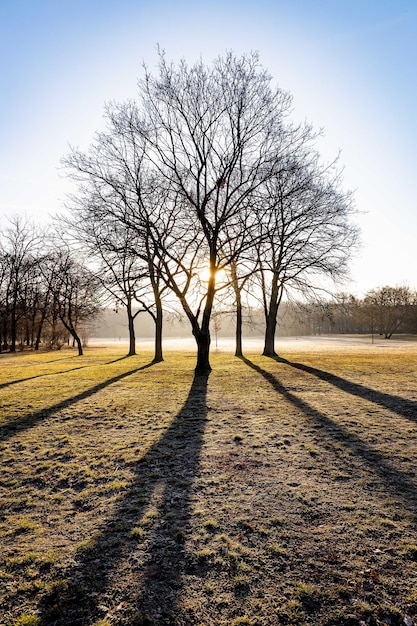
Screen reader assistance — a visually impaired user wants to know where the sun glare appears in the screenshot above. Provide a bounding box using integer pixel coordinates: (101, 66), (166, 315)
(198, 266), (228, 284)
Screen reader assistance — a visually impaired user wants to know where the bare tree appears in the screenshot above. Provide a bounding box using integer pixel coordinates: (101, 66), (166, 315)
(0, 216), (40, 352)
(42, 249), (101, 355)
(362, 285), (417, 338)
(255, 157), (358, 357)
(132, 51), (309, 373)
(0, 245), (8, 351)
(63, 111), (169, 362)
(223, 254), (258, 357)
(61, 208), (153, 357)
(0, 221), (57, 352)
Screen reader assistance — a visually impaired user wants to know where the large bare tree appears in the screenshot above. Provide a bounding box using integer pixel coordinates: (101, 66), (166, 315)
(131, 51), (311, 373)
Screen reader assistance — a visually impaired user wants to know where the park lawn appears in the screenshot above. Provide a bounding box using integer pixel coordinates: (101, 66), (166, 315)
(1, 345), (417, 626)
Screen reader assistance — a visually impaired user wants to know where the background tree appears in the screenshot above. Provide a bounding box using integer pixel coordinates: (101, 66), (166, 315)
(362, 285), (417, 338)
(42, 248), (101, 355)
(329, 292), (360, 334)
(0, 216), (40, 352)
(0, 244), (8, 351)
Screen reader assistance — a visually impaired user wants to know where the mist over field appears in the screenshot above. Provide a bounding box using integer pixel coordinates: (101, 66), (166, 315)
(89, 333), (417, 352)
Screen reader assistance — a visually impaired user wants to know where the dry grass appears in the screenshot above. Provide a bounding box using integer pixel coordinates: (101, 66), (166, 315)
(1, 343), (417, 625)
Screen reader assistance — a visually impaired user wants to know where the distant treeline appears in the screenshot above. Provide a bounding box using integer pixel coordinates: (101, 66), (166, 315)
(96, 287), (417, 342)
(275, 290), (417, 338)
(0, 217), (99, 354)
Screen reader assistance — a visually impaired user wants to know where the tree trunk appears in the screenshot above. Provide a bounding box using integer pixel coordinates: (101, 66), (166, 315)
(75, 333), (83, 356)
(230, 261), (244, 357)
(10, 310), (17, 352)
(35, 308), (47, 350)
(262, 275), (281, 357)
(67, 327), (83, 355)
(153, 296), (163, 363)
(2, 314), (8, 351)
(194, 329), (212, 374)
(127, 307), (136, 356)
(25, 319), (30, 346)
(235, 291), (243, 357)
(193, 268), (216, 374)
(59, 315), (83, 356)
(263, 313), (277, 356)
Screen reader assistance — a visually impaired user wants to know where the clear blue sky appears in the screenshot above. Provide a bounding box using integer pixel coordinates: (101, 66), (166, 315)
(1, 0), (416, 295)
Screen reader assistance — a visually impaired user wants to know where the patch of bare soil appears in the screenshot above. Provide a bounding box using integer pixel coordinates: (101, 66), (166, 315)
(1, 346), (417, 626)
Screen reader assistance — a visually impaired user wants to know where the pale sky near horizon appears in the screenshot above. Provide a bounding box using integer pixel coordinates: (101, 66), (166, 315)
(1, 0), (416, 296)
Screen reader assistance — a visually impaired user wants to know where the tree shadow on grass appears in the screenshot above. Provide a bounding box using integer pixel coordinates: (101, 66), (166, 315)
(106, 354), (135, 364)
(38, 371), (209, 626)
(276, 356), (417, 422)
(0, 362), (155, 443)
(0, 353), (139, 390)
(35, 355), (79, 364)
(0, 365), (91, 390)
(0, 353), (78, 364)
(242, 357), (417, 515)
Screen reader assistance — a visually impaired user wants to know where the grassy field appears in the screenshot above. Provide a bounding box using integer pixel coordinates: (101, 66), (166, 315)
(1, 343), (417, 626)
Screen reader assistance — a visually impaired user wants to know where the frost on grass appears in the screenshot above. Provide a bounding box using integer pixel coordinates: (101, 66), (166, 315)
(1, 346), (417, 625)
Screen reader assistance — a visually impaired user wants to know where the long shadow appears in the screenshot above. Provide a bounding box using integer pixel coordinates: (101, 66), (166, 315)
(0, 354), (137, 390)
(242, 357), (417, 516)
(106, 354), (135, 364)
(38, 371), (209, 625)
(36, 355), (78, 364)
(0, 362), (155, 443)
(275, 356), (417, 422)
(0, 365), (91, 390)
(0, 353), (78, 365)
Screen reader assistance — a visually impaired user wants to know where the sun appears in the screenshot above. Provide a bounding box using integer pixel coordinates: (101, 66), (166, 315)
(198, 266), (228, 284)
